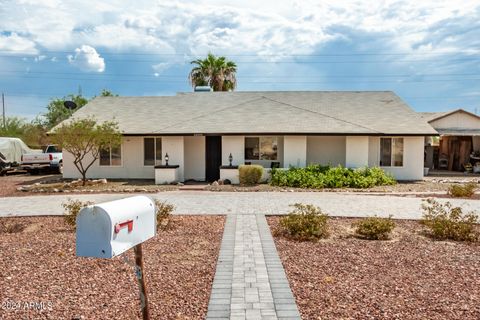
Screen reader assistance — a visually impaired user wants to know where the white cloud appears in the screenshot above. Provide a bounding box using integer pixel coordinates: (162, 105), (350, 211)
(0, 0), (479, 59)
(0, 32), (38, 54)
(67, 45), (105, 72)
(0, 0), (479, 55)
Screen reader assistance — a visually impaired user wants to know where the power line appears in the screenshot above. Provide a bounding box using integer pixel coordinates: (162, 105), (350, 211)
(4, 92), (480, 101)
(0, 49), (478, 57)
(2, 74), (480, 83)
(1, 55), (479, 64)
(1, 70), (480, 78)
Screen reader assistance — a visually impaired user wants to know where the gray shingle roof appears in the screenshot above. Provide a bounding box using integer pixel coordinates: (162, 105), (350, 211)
(57, 91), (437, 135)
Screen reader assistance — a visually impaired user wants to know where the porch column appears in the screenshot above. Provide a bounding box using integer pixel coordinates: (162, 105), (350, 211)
(345, 136), (369, 168)
(222, 136), (244, 166)
(283, 136), (307, 167)
(162, 136), (184, 182)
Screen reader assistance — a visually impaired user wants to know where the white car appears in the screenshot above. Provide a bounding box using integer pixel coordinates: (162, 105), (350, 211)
(21, 145), (63, 174)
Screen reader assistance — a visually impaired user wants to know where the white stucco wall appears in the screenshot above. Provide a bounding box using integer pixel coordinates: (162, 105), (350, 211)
(306, 136), (346, 166)
(63, 136), (186, 180)
(162, 136), (184, 182)
(368, 136), (424, 180)
(63, 137), (155, 179)
(222, 136), (244, 166)
(345, 136), (369, 168)
(430, 111), (480, 129)
(184, 136), (205, 181)
(283, 136), (307, 167)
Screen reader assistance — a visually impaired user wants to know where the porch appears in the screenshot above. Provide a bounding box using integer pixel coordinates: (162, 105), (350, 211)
(63, 135), (425, 182)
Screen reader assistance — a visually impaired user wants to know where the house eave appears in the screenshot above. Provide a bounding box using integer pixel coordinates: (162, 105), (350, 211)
(122, 132), (439, 137)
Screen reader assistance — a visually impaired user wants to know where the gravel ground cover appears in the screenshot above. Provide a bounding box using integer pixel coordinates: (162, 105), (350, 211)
(4, 173), (480, 198)
(206, 180), (476, 194)
(268, 217), (480, 320)
(1, 174), (179, 196)
(0, 215), (224, 320)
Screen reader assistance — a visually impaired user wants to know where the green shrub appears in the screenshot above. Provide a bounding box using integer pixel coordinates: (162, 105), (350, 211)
(270, 165), (395, 189)
(279, 203), (329, 241)
(154, 199), (174, 230)
(239, 164), (264, 185)
(62, 199), (94, 227)
(448, 183), (477, 198)
(353, 216), (396, 240)
(421, 198), (479, 242)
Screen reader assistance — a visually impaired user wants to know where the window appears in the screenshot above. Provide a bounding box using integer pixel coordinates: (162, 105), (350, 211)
(380, 138), (403, 167)
(45, 145), (62, 153)
(99, 145), (122, 166)
(144, 137), (162, 166)
(245, 137), (278, 160)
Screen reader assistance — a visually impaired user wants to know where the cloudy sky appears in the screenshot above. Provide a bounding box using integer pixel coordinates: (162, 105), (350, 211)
(0, 0), (479, 119)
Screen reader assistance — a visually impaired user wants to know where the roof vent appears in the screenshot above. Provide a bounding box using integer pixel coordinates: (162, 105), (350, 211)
(194, 86), (213, 92)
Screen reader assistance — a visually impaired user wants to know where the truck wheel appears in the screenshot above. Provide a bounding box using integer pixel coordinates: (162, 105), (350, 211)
(57, 162), (63, 174)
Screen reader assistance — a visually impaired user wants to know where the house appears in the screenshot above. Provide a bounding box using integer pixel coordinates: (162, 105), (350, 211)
(59, 91), (437, 182)
(420, 109), (480, 171)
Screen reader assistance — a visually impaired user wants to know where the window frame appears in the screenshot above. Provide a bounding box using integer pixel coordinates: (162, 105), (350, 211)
(99, 143), (123, 167)
(244, 136), (279, 161)
(379, 137), (404, 168)
(143, 137), (163, 167)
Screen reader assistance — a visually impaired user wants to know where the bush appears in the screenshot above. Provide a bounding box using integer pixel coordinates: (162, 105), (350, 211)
(154, 199), (174, 230)
(0, 221), (26, 234)
(448, 183), (477, 198)
(279, 203), (329, 241)
(62, 199), (94, 227)
(270, 165), (396, 189)
(239, 164), (264, 185)
(421, 198), (479, 242)
(353, 216), (396, 240)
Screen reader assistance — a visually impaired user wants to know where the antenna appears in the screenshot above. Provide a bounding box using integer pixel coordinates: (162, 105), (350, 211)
(63, 101), (78, 110)
(2, 93), (5, 129)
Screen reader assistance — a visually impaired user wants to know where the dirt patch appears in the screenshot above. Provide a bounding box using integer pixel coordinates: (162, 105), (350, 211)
(268, 217), (480, 320)
(0, 175), (184, 197)
(0, 215), (225, 320)
(0, 173), (60, 197)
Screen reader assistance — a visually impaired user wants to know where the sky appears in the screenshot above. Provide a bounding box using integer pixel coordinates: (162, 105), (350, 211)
(0, 0), (479, 120)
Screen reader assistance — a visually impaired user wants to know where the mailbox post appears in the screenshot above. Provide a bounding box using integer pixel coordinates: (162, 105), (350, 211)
(76, 195), (156, 320)
(134, 244), (150, 320)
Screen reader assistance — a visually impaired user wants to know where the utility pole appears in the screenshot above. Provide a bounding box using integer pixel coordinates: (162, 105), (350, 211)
(2, 93), (5, 129)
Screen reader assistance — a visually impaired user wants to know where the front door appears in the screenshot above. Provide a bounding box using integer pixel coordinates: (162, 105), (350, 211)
(206, 136), (222, 182)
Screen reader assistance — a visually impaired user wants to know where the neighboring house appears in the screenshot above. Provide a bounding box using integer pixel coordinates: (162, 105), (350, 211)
(420, 109), (480, 171)
(58, 91), (437, 181)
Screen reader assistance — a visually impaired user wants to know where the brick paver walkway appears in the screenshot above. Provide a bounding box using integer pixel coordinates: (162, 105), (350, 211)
(206, 214), (300, 320)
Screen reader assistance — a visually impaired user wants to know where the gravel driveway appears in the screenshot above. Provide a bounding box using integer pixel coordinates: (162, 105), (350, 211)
(1, 192), (480, 219)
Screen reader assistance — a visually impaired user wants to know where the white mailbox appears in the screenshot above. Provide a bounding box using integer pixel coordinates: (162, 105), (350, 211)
(76, 196), (156, 258)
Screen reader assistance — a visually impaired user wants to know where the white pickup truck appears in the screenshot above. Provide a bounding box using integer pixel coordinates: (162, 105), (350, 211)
(21, 145), (63, 174)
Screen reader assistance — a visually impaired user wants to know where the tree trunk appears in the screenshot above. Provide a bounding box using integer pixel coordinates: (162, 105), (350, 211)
(82, 172), (87, 186)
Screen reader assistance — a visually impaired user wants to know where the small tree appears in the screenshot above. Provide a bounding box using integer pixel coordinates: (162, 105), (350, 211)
(44, 94), (89, 128)
(52, 118), (122, 185)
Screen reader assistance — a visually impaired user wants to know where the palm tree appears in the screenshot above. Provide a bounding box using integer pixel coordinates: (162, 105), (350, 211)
(188, 53), (237, 91)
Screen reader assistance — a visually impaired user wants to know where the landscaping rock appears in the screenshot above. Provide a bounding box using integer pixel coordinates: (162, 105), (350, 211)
(212, 181), (219, 186)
